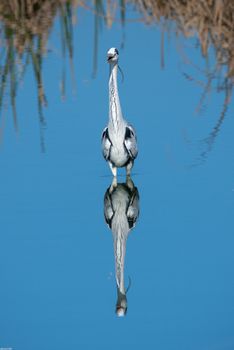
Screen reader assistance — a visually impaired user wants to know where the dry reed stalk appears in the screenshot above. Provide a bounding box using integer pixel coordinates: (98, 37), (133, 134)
(0, 0), (77, 150)
(0, 0), (233, 153)
(131, 0), (234, 79)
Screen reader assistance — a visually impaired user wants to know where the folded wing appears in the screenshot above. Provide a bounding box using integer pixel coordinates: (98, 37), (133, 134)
(102, 127), (112, 161)
(124, 125), (138, 160)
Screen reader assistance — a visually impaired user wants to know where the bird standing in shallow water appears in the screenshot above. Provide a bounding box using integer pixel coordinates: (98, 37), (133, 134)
(102, 48), (138, 177)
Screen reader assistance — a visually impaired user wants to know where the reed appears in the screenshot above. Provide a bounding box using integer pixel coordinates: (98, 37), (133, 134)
(0, 0), (76, 149)
(89, 0), (234, 161)
(134, 0), (234, 76)
(0, 0), (233, 153)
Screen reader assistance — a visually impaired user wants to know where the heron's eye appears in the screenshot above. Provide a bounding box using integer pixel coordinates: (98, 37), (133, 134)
(115, 49), (119, 55)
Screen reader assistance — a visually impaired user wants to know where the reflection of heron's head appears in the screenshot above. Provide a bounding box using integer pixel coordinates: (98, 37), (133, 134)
(116, 288), (128, 317)
(116, 305), (127, 317)
(107, 47), (119, 63)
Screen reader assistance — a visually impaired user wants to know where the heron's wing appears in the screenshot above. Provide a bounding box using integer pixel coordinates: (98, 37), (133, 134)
(102, 127), (111, 160)
(124, 125), (138, 159)
(126, 187), (140, 229)
(104, 190), (114, 229)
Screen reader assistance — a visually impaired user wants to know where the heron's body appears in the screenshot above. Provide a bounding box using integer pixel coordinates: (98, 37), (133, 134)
(102, 48), (138, 177)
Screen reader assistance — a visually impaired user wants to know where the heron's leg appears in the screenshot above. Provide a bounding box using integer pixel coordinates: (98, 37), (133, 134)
(126, 161), (133, 176)
(126, 175), (134, 190)
(109, 162), (117, 177)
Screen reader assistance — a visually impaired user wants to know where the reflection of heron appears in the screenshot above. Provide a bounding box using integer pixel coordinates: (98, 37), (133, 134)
(104, 176), (140, 316)
(102, 47), (138, 177)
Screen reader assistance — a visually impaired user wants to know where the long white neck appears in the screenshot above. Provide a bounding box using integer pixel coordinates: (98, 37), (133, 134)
(109, 63), (124, 130)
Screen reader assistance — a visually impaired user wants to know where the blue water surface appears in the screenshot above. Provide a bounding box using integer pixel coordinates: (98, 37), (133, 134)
(0, 7), (234, 350)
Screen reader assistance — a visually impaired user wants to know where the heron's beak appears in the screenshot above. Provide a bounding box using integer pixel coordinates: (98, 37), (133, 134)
(107, 54), (114, 62)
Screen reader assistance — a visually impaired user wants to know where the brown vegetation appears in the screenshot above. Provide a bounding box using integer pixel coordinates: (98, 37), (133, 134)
(0, 0), (76, 149)
(0, 0), (58, 54)
(0, 0), (233, 153)
(133, 0), (234, 78)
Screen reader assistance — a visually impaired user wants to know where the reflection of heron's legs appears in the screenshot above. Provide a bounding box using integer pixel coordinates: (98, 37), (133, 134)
(109, 162), (117, 177)
(126, 175), (134, 190)
(110, 176), (117, 192)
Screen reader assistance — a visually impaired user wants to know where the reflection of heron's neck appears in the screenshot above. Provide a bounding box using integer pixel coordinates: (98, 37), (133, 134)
(112, 215), (129, 294)
(109, 63), (123, 131)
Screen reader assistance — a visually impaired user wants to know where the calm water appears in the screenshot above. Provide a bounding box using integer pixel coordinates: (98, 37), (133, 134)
(0, 7), (234, 350)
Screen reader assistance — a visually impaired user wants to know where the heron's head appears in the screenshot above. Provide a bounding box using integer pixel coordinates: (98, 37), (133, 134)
(107, 47), (119, 64)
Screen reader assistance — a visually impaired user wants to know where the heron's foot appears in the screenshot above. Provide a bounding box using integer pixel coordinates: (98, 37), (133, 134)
(109, 162), (117, 177)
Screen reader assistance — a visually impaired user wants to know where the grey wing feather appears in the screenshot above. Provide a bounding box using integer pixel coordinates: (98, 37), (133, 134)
(124, 125), (138, 159)
(104, 190), (114, 228)
(127, 188), (140, 229)
(102, 127), (111, 160)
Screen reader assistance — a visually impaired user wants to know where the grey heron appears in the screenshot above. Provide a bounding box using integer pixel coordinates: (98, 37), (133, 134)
(104, 176), (140, 316)
(102, 48), (138, 177)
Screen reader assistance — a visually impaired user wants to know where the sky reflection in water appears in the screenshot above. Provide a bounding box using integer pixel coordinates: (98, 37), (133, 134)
(0, 6), (234, 350)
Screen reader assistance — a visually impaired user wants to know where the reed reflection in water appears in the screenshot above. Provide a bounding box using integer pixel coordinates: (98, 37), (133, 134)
(0, 0), (233, 159)
(0, 0), (75, 150)
(104, 176), (140, 317)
